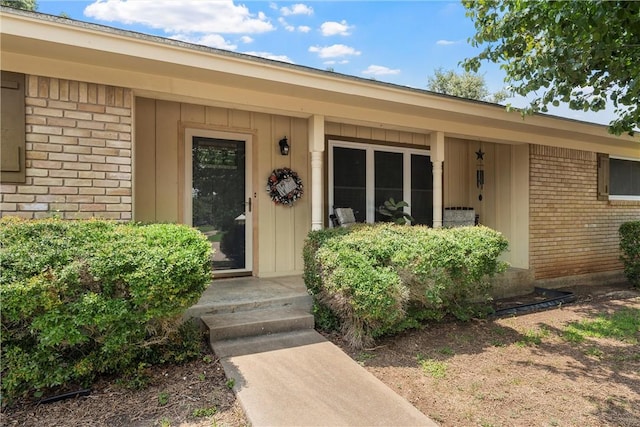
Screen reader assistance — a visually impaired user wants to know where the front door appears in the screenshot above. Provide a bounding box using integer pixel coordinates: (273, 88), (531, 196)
(185, 129), (252, 274)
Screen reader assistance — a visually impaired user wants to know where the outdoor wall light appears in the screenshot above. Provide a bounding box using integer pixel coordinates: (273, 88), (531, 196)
(279, 137), (290, 155)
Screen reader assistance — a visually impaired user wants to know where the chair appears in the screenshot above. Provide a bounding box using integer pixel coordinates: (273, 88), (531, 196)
(330, 207), (357, 227)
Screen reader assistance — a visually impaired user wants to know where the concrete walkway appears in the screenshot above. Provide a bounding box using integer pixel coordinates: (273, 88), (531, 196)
(214, 330), (438, 426)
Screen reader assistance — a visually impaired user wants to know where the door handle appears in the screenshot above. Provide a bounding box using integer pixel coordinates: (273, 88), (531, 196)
(246, 197), (252, 213)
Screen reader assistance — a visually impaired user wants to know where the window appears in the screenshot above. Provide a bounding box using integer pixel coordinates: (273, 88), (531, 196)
(329, 140), (433, 225)
(1, 71), (26, 183)
(598, 153), (640, 201)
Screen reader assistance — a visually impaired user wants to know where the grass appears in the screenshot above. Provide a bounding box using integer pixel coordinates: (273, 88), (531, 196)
(562, 308), (640, 344)
(417, 354), (447, 378)
(516, 327), (549, 347)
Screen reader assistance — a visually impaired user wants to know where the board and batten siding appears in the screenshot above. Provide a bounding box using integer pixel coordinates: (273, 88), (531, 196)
(445, 138), (529, 269)
(134, 98), (310, 277)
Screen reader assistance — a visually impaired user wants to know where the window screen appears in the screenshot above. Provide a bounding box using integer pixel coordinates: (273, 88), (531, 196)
(610, 158), (640, 196)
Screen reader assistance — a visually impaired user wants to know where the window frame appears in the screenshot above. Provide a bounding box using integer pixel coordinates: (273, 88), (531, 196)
(608, 155), (640, 201)
(328, 139), (431, 224)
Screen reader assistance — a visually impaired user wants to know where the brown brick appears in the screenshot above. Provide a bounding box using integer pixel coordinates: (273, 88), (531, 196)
(80, 203), (106, 212)
(31, 125), (63, 135)
(64, 110), (93, 120)
(78, 104), (105, 113)
(3, 194), (35, 203)
(106, 140), (131, 149)
(48, 153), (78, 162)
(92, 147), (120, 156)
(76, 120), (106, 131)
(106, 203), (131, 211)
(25, 168), (49, 177)
(106, 156), (131, 165)
(18, 203), (48, 211)
(79, 171), (106, 179)
(63, 128), (91, 137)
(106, 188), (131, 196)
(50, 203), (79, 211)
(31, 160), (62, 169)
(67, 195), (95, 203)
(64, 178), (93, 187)
(31, 143), (63, 152)
(93, 179), (120, 188)
(78, 154), (106, 163)
(78, 138), (106, 147)
(48, 100), (77, 110)
(106, 172), (131, 181)
(64, 162), (92, 171)
(92, 114), (120, 123)
(95, 195), (121, 203)
(32, 107), (63, 117)
(26, 133), (49, 143)
(92, 163), (119, 172)
(48, 135), (78, 145)
(47, 117), (77, 128)
(49, 170), (78, 178)
(49, 187), (79, 195)
(0, 202), (17, 211)
(79, 188), (106, 195)
(26, 151), (49, 160)
(26, 116), (47, 125)
(63, 146), (92, 155)
(33, 177), (63, 186)
(35, 195), (66, 203)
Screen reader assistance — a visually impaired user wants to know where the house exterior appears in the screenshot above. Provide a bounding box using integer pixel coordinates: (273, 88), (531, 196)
(1, 8), (639, 293)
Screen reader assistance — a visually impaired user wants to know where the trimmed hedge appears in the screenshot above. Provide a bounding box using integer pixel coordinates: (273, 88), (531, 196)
(620, 221), (640, 288)
(0, 217), (212, 401)
(303, 223), (509, 348)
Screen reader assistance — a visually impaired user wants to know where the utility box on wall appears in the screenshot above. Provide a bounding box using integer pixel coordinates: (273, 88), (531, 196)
(443, 207), (476, 227)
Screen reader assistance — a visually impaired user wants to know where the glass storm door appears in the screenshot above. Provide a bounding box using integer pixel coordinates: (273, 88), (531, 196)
(190, 134), (251, 273)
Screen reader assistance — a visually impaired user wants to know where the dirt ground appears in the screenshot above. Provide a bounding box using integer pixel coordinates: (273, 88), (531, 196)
(3, 283), (639, 427)
(1, 350), (248, 427)
(334, 283), (640, 427)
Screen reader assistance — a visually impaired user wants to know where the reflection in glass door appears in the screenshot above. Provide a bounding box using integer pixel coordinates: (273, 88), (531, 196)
(192, 137), (248, 271)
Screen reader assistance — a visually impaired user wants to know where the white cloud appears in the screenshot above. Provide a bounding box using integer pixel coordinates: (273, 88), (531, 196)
(298, 25), (311, 33)
(362, 65), (401, 76)
(240, 36), (254, 44)
(171, 34), (237, 50)
(321, 20), (352, 36)
(436, 39), (461, 46)
(279, 17), (295, 32)
(280, 4), (313, 16)
(309, 44), (361, 59)
(243, 51), (294, 64)
(84, 0), (274, 34)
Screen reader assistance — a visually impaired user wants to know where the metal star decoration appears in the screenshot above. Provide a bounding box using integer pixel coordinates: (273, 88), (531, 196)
(475, 149), (485, 160)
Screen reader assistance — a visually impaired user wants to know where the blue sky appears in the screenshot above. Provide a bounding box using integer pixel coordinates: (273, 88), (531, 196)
(34, 0), (615, 125)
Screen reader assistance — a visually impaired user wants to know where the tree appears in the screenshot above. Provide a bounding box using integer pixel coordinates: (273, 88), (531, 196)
(0, 0), (37, 10)
(427, 68), (508, 103)
(463, 0), (640, 135)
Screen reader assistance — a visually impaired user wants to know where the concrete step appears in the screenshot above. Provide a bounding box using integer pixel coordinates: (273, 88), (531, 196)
(203, 307), (315, 344)
(187, 293), (313, 318)
(212, 330), (326, 358)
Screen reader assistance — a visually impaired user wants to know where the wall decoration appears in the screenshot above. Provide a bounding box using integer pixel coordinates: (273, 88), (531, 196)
(267, 168), (303, 206)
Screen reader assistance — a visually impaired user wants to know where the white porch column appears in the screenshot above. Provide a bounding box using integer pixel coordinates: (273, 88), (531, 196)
(431, 131), (445, 228)
(309, 115), (325, 230)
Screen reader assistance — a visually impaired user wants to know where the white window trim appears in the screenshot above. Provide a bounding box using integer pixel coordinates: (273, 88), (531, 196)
(328, 139), (430, 223)
(609, 155), (640, 201)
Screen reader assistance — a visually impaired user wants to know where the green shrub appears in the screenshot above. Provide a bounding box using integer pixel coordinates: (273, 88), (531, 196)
(303, 223), (508, 348)
(619, 221), (640, 288)
(0, 217), (212, 402)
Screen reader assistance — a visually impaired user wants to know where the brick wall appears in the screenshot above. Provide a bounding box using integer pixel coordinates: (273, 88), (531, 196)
(0, 76), (132, 220)
(530, 144), (640, 279)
